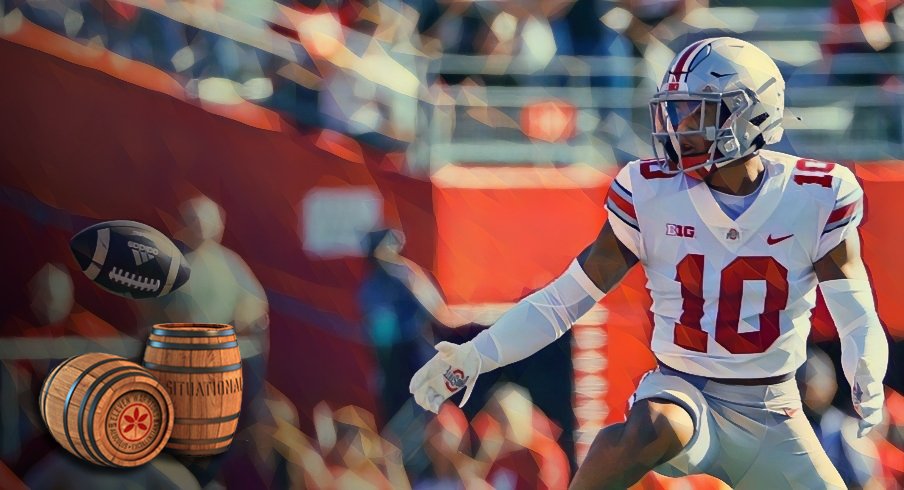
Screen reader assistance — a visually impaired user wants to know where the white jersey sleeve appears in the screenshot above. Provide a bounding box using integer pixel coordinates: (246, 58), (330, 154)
(815, 165), (864, 260)
(606, 164), (643, 258)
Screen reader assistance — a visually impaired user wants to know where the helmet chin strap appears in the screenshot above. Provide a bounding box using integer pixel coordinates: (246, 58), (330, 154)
(663, 139), (715, 175)
(686, 165), (713, 181)
(681, 152), (711, 167)
(679, 152), (715, 181)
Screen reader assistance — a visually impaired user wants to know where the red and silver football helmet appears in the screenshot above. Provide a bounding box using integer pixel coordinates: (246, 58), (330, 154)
(651, 37), (785, 178)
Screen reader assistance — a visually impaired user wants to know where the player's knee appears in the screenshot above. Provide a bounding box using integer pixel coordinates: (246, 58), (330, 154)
(624, 398), (694, 463)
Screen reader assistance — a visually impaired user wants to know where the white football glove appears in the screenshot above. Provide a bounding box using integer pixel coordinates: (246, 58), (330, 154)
(409, 341), (482, 413)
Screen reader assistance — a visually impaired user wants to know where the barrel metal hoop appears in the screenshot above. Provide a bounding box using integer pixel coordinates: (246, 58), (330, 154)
(146, 340), (238, 350)
(62, 357), (121, 463)
(174, 412), (241, 425)
(168, 434), (234, 445)
(143, 362), (242, 373)
(41, 355), (79, 421)
(150, 328), (235, 338)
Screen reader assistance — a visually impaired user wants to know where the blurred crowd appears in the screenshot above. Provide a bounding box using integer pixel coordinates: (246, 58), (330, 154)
(4, 0), (901, 155)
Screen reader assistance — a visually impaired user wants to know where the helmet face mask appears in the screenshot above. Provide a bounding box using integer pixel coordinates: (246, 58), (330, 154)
(650, 89), (754, 176)
(650, 38), (785, 178)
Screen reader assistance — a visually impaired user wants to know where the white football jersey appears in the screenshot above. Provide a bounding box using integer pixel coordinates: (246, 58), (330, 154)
(606, 150), (864, 378)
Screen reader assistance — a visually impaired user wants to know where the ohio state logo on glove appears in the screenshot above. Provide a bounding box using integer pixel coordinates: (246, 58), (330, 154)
(442, 367), (469, 392)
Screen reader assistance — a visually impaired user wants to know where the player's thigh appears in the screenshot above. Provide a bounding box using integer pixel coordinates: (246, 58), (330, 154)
(571, 397), (696, 489)
(629, 369), (719, 477)
(736, 410), (845, 490)
(622, 397), (695, 464)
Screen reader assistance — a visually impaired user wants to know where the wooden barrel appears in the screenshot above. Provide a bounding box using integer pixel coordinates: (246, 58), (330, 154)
(39, 352), (174, 467)
(143, 323), (243, 456)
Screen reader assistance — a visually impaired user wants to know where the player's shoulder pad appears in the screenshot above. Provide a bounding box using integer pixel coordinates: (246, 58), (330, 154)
(826, 162), (861, 195)
(782, 152), (861, 200)
(607, 160), (666, 231)
(617, 158), (678, 193)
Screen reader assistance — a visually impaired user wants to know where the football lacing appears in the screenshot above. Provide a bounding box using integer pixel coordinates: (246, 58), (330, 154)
(108, 267), (161, 292)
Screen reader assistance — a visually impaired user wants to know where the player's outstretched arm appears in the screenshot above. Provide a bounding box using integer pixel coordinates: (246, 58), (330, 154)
(409, 221), (639, 413)
(815, 236), (889, 437)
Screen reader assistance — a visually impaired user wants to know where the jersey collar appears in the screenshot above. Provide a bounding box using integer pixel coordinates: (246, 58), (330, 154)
(686, 155), (791, 250)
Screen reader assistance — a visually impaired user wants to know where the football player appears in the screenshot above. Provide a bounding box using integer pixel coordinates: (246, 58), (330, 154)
(409, 37), (888, 488)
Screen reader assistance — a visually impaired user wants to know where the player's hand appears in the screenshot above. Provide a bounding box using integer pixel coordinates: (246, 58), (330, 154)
(409, 341), (482, 413)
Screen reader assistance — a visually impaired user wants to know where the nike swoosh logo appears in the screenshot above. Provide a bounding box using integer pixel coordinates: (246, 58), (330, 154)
(767, 234), (793, 245)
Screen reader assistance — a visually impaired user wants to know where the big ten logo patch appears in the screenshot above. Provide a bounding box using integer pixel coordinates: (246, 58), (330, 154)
(666, 223), (695, 238)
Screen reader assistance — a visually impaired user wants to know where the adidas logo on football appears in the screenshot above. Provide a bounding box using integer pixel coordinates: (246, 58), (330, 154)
(128, 241), (159, 266)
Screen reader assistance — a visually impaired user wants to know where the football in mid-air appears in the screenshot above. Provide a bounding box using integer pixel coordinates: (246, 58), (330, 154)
(70, 220), (190, 299)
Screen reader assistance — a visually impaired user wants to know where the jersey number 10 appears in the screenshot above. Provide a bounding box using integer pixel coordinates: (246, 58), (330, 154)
(674, 254), (789, 354)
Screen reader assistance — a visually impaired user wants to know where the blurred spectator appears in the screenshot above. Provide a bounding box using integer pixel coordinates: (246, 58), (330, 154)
(15, 0), (78, 36)
(266, 0), (343, 125)
(185, 0), (276, 101)
(135, 195), (269, 486)
(877, 389), (904, 488)
(417, 404), (490, 489)
(216, 383), (317, 489)
(477, 2), (556, 85)
(138, 195), (269, 425)
(5, 263), (121, 339)
(473, 383), (570, 490)
(798, 346), (883, 488)
(621, 0), (707, 85)
(557, 0), (635, 80)
(823, 0), (902, 144)
(826, 0), (902, 58)
(84, 1), (184, 69)
(359, 229), (438, 424)
(315, 402), (412, 488)
(366, 227), (577, 469)
(415, 0), (484, 59)
(259, 384), (336, 488)
(317, 0), (423, 149)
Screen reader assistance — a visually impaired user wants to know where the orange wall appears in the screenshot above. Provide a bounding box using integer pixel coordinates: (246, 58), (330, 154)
(431, 166), (609, 304)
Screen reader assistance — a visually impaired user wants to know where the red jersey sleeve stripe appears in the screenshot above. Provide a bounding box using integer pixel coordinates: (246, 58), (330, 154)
(827, 200), (858, 225)
(606, 200), (640, 231)
(607, 186), (636, 219)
